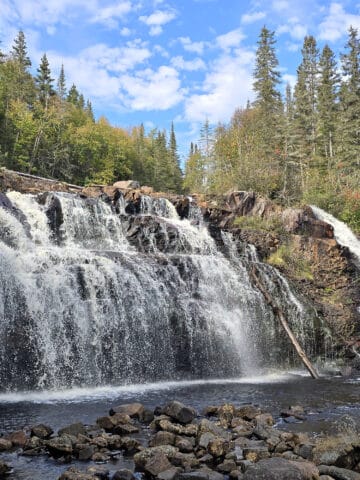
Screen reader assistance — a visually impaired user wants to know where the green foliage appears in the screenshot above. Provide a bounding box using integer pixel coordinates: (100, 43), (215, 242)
(267, 244), (314, 281)
(233, 215), (285, 234)
(0, 31), (183, 191)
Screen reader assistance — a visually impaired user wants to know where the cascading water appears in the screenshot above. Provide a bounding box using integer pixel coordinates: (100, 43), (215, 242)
(311, 205), (360, 264)
(0, 190), (319, 392)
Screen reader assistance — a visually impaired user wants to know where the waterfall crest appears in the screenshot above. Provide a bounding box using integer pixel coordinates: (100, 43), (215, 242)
(0, 191), (318, 391)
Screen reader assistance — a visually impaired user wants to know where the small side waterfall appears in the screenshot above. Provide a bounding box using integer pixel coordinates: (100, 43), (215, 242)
(311, 205), (360, 264)
(0, 191), (321, 391)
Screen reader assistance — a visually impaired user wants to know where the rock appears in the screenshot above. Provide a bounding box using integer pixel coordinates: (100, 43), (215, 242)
(198, 419), (231, 441)
(178, 468), (224, 480)
(31, 424), (54, 439)
(207, 437), (230, 458)
(162, 401), (196, 424)
(142, 409), (155, 424)
(86, 465), (110, 478)
(235, 405), (262, 421)
(203, 406), (218, 417)
(255, 413), (274, 428)
(58, 423), (86, 437)
(243, 457), (319, 480)
(175, 435), (195, 453)
(217, 460), (237, 473)
(91, 451), (110, 463)
(198, 433), (216, 449)
(96, 417), (115, 431)
(134, 445), (179, 469)
(113, 424), (139, 435)
(58, 467), (95, 480)
(159, 419), (198, 437)
(109, 403), (145, 420)
(243, 446), (270, 462)
(0, 460), (11, 477)
(113, 180), (140, 189)
(318, 465), (360, 480)
(319, 476), (335, 480)
(198, 453), (214, 465)
(0, 439), (12, 451)
(106, 435), (122, 451)
(77, 445), (96, 461)
(46, 436), (73, 457)
(157, 467), (183, 480)
(149, 431), (176, 447)
(229, 470), (244, 479)
(112, 469), (136, 480)
(295, 443), (315, 460)
(24, 436), (43, 450)
(281, 406), (306, 421)
(6, 430), (27, 447)
(119, 437), (142, 453)
(218, 404), (236, 428)
(143, 452), (173, 476)
(171, 452), (200, 469)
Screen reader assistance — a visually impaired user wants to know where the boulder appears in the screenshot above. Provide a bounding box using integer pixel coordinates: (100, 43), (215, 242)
(157, 467), (183, 480)
(159, 419), (198, 437)
(178, 469), (224, 480)
(109, 403), (145, 419)
(113, 424), (139, 435)
(143, 452), (173, 476)
(5, 430), (27, 447)
(77, 445), (96, 461)
(162, 401), (196, 424)
(318, 465), (360, 480)
(46, 436), (73, 457)
(58, 423), (86, 437)
(175, 435), (195, 453)
(198, 433), (216, 449)
(86, 465), (109, 479)
(0, 460), (10, 477)
(198, 419), (231, 441)
(0, 439), (12, 451)
(217, 460), (237, 473)
(31, 424), (54, 439)
(243, 457), (319, 480)
(134, 445), (179, 470)
(112, 470), (136, 480)
(119, 437), (142, 453)
(58, 467), (95, 480)
(149, 431), (176, 447)
(235, 405), (262, 421)
(207, 437), (230, 458)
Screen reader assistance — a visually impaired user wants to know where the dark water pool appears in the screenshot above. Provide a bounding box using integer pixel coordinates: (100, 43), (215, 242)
(0, 373), (359, 479)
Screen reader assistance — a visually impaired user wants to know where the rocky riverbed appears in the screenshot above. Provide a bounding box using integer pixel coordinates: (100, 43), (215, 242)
(1, 397), (360, 480)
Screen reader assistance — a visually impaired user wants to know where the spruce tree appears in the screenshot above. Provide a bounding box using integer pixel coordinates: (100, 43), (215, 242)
(11, 30), (31, 71)
(57, 64), (66, 100)
(317, 45), (339, 161)
(36, 53), (55, 109)
(339, 27), (360, 168)
(67, 84), (80, 105)
(169, 122), (182, 192)
(252, 26), (283, 164)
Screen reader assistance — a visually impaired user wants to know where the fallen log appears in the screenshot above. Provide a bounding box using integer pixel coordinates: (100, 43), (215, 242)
(250, 266), (319, 379)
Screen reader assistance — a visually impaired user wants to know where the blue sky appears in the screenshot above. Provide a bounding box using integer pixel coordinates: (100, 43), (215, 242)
(1, 0), (360, 159)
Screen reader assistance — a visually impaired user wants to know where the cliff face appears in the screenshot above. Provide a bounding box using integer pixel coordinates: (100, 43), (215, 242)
(1, 168), (359, 366)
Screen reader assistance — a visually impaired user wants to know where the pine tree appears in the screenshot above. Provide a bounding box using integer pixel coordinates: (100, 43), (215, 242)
(57, 64), (66, 100)
(67, 84), (80, 105)
(317, 45), (339, 162)
(338, 27), (360, 168)
(168, 121), (182, 192)
(253, 26), (282, 157)
(85, 100), (95, 122)
(11, 30), (31, 71)
(36, 53), (55, 109)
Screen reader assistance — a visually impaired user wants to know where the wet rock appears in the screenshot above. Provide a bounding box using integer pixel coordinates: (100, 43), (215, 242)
(203, 406), (218, 417)
(242, 457), (319, 480)
(143, 452), (173, 476)
(58, 423), (87, 438)
(175, 435), (195, 453)
(255, 413), (274, 428)
(149, 431), (176, 447)
(0, 460), (10, 477)
(207, 437), (230, 458)
(96, 416), (116, 431)
(295, 443), (315, 460)
(217, 460), (237, 473)
(171, 452), (200, 469)
(86, 465), (110, 478)
(113, 424), (139, 435)
(318, 465), (360, 480)
(0, 439), (12, 451)
(162, 401), (196, 424)
(31, 424), (54, 439)
(281, 406), (306, 421)
(112, 469), (136, 480)
(91, 451), (110, 463)
(198, 420), (231, 441)
(178, 468), (224, 480)
(159, 419), (198, 437)
(90, 436), (108, 449)
(24, 436), (43, 450)
(229, 470), (244, 480)
(157, 467), (183, 480)
(6, 430), (27, 447)
(58, 467), (95, 480)
(77, 445), (96, 461)
(106, 435), (122, 450)
(46, 436), (73, 457)
(218, 404), (236, 428)
(134, 445), (179, 469)
(235, 406), (262, 421)
(198, 433), (216, 449)
(142, 409), (155, 424)
(119, 437), (142, 453)
(243, 446), (270, 462)
(109, 403), (145, 420)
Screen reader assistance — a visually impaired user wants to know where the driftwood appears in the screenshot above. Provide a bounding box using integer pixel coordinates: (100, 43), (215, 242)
(250, 266), (319, 379)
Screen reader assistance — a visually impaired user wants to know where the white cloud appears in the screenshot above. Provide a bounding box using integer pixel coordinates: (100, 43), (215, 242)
(241, 11), (266, 24)
(319, 3), (360, 42)
(277, 16), (308, 40)
(90, 2), (133, 28)
(178, 36), (208, 55)
(171, 56), (206, 71)
(139, 9), (176, 35)
(283, 73), (297, 88)
(184, 48), (255, 123)
(120, 66), (185, 110)
(120, 27), (132, 36)
(216, 28), (245, 50)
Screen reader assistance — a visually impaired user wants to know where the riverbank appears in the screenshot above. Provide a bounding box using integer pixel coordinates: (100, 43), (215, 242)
(1, 376), (360, 479)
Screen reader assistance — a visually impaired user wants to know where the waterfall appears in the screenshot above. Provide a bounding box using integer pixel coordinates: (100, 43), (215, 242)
(311, 206), (360, 264)
(0, 191), (319, 391)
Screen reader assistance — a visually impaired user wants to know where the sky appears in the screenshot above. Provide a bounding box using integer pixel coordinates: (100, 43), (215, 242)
(1, 0), (360, 160)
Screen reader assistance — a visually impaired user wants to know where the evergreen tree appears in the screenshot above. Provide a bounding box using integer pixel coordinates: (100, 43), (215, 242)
(338, 27), (360, 168)
(317, 45), (339, 161)
(169, 121), (182, 192)
(253, 26), (282, 157)
(85, 100), (95, 122)
(36, 53), (55, 109)
(11, 30), (31, 71)
(57, 64), (66, 100)
(67, 84), (80, 105)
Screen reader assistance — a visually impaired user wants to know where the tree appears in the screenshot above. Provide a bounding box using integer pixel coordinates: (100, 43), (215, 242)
(57, 64), (66, 100)
(11, 31), (31, 71)
(67, 84), (80, 105)
(36, 54), (55, 109)
(168, 122), (182, 192)
(317, 45), (339, 162)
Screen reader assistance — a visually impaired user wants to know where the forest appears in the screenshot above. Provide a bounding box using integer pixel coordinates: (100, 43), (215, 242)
(0, 27), (359, 229)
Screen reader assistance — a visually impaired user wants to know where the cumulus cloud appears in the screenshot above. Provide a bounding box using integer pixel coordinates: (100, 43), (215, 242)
(216, 28), (245, 50)
(171, 56), (206, 71)
(120, 66), (185, 110)
(139, 9), (177, 35)
(318, 3), (360, 42)
(184, 48), (255, 123)
(90, 2), (133, 28)
(241, 11), (266, 24)
(178, 37), (208, 55)
(278, 19), (308, 40)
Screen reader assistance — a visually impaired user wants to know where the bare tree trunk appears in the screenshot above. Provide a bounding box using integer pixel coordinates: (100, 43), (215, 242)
(250, 267), (319, 379)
